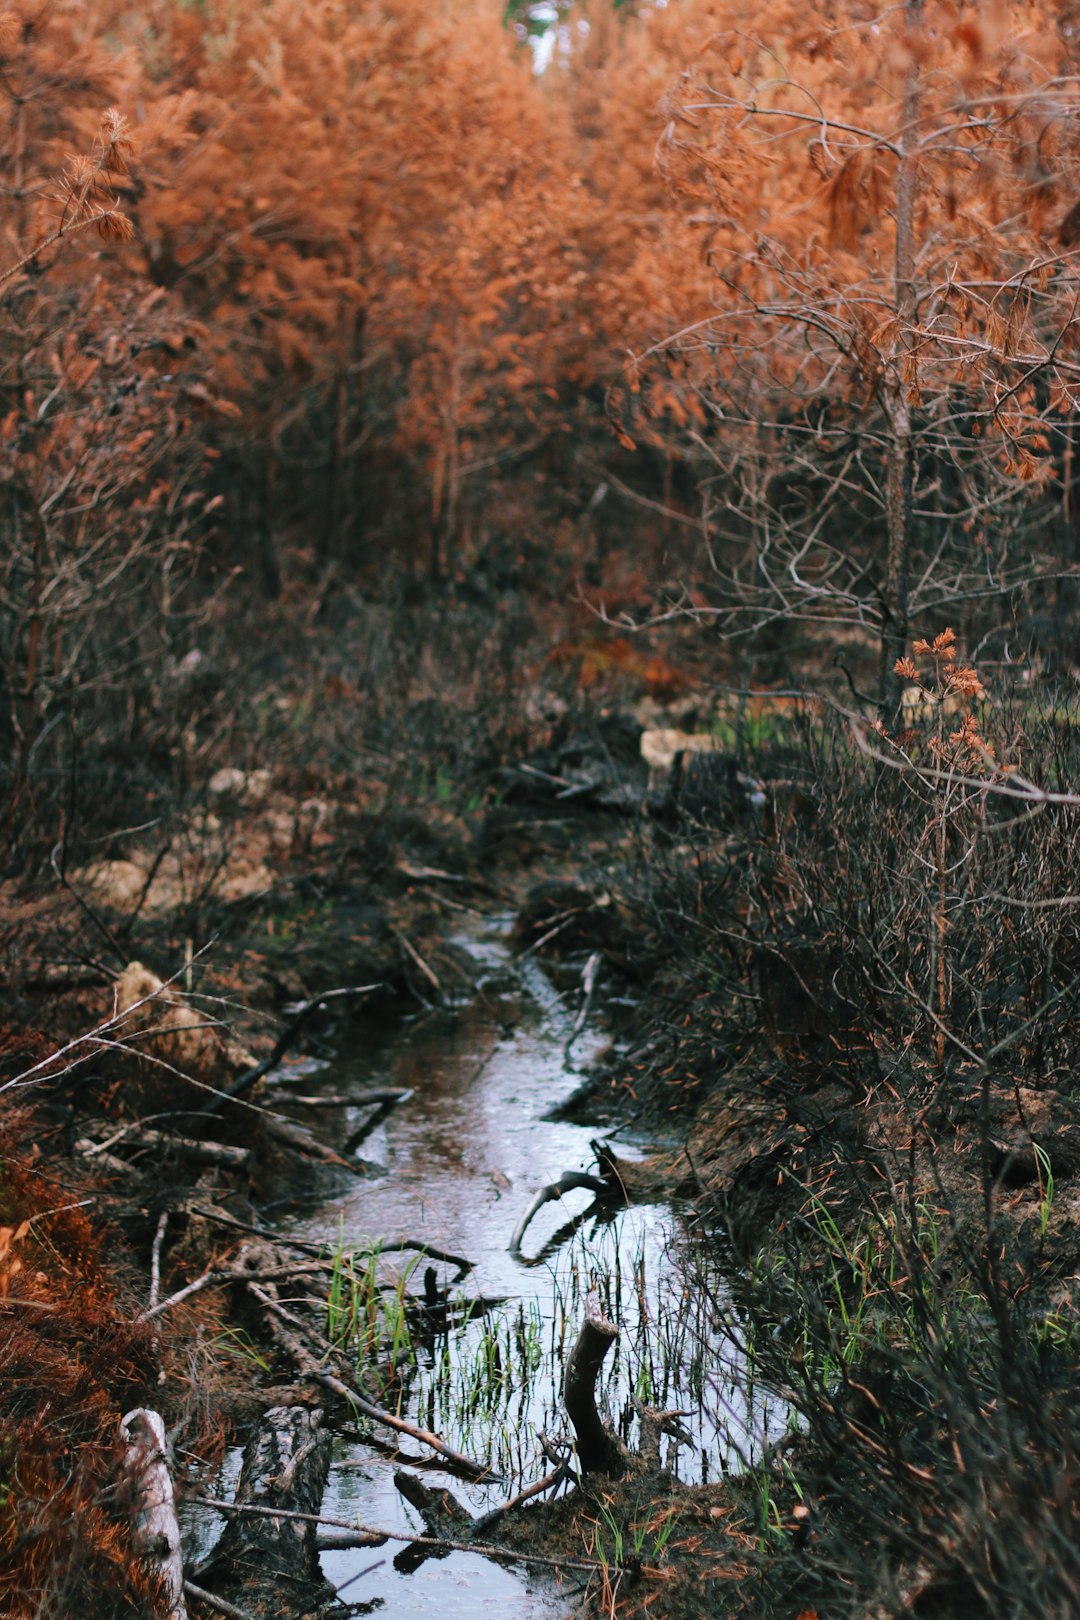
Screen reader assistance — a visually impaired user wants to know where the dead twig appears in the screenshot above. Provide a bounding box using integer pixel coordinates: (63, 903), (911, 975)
(196, 1494), (618, 1578)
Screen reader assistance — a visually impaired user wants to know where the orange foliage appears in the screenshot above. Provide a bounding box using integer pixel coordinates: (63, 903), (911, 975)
(0, 1119), (156, 1618)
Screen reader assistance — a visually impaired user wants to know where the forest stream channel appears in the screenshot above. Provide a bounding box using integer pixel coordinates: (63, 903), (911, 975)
(182, 911), (792, 1617)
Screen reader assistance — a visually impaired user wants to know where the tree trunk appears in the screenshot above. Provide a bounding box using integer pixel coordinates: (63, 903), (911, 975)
(880, 0), (924, 705)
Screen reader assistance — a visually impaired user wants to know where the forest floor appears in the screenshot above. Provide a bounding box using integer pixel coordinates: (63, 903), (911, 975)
(2, 599), (1079, 1619)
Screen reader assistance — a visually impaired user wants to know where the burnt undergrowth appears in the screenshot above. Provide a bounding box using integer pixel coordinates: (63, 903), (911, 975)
(593, 669), (1080, 1616)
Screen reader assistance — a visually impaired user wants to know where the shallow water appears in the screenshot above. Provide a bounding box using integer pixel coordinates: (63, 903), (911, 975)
(198, 914), (792, 1616)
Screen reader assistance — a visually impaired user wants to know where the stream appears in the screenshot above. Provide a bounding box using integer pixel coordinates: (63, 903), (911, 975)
(187, 913), (792, 1615)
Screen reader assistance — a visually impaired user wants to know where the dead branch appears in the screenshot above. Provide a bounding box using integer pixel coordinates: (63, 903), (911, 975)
(564, 950), (602, 1063)
(261, 1112), (366, 1172)
(197, 985), (380, 1118)
(182, 1582), (257, 1620)
(196, 1494), (615, 1577)
(118, 1408), (186, 1620)
(185, 1206), (473, 1279)
(80, 1126), (252, 1170)
(472, 1459), (574, 1536)
(392, 927), (442, 995)
(244, 1274), (494, 1479)
(509, 1171), (608, 1257)
(149, 1210), (169, 1312)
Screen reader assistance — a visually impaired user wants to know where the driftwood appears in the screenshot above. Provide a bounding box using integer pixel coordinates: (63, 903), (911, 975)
(509, 1170), (610, 1257)
(563, 1307), (627, 1476)
(198, 1405), (332, 1616)
(118, 1408), (187, 1620)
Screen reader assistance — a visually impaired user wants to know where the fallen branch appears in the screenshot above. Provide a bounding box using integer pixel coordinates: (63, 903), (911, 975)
(261, 1113), (366, 1173)
(392, 928), (442, 995)
(245, 1275), (494, 1479)
(343, 1090), (414, 1153)
(186, 1206), (327, 1255)
(265, 1087), (412, 1109)
(182, 1582), (257, 1620)
(137, 1255), (344, 1325)
(119, 1409), (186, 1620)
(564, 951), (602, 1064)
(472, 1459), (573, 1535)
(149, 1210), (169, 1312)
(196, 1495), (617, 1578)
(185, 1207), (472, 1279)
(509, 1171), (608, 1257)
(81, 1126), (252, 1170)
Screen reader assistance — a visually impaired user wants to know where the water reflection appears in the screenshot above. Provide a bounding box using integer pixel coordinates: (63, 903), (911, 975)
(268, 916), (792, 1613)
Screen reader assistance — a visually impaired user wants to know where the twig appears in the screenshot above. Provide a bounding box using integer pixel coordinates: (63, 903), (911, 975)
(182, 1581), (258, 1620)
(196, 1495), (616, 1577)
(149, 1211), (168, 1312)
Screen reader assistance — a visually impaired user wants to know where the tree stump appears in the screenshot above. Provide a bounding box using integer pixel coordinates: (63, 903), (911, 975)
(563, 1308), (628, 1477)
